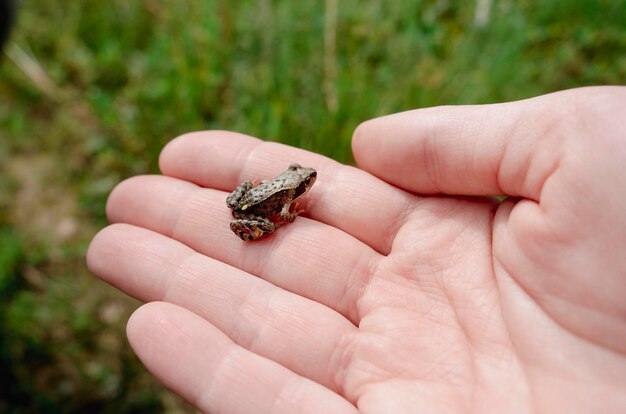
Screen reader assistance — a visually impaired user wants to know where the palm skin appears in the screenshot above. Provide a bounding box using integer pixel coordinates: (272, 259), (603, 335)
(87, 87), (626, 413)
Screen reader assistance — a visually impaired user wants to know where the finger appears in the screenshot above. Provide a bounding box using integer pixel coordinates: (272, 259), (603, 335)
(87, 224), (356, 388)
(352, 87), (605, 199)
(127, 302), (357, 414)
(105, 174), (378, 322)
(158, 130), (416, 254)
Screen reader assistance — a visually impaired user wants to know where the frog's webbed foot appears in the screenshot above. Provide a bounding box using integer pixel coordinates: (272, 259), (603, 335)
(230, 217), (276, 241)
(226, 181), (253, 209)
(280, 202), (303, 223)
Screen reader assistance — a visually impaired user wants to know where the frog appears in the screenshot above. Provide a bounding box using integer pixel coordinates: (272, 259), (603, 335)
(226, 163), (317, 241)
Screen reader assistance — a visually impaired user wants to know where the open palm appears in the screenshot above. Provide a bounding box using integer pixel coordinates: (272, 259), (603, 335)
(88, 87), (626, 413)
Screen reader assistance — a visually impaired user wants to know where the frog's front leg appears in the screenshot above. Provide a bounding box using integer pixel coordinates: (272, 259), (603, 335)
(279, 202), (302, 223)
(226, 181), (253, 209)
(230, 217), (276, 241)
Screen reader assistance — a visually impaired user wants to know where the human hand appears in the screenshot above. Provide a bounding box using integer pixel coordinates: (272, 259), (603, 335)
(87, 86), (626, 413)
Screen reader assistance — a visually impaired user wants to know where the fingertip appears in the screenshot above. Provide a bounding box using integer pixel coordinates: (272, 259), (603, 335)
(104, 177), (125, 223)
(105, 175), (151, 223)
(158, 131), (205, 176)
(126, 302), (148, 338)
(351, 116), (392, 175)
(125, 301), (218, 405)
(86, 223), (135, 278)
(126, 302), (170, 361)
(350, 118), (369, 160)
(126, 301), (163, 341)
(126, 302), (196, 355)
(86, 226), (110, 277)
(159, 130), (261, 187)
(85, 223), (147, 287)
(352, 110), (431, 194)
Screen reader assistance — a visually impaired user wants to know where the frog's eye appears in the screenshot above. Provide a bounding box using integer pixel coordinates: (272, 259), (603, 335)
(242, 204), (249, 211)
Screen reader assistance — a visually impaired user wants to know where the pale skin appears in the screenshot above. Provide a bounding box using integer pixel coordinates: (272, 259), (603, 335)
(87, 86), (626, 413)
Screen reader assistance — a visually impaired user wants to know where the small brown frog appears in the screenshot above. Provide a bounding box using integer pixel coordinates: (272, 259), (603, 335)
(226, 163), (317, 241)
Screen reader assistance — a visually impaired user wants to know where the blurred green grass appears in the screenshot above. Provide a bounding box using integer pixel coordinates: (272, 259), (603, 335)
(0, 0), (625, 412)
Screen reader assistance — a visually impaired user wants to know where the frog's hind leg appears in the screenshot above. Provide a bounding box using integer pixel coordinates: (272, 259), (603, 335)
(226, 181), (253, 209)
(230, 217), (276, 241)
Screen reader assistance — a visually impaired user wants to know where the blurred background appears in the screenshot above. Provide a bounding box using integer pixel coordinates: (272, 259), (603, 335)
(0, 0), (624, 412)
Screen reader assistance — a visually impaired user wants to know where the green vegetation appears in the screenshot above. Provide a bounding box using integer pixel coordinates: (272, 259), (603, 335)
(0, 0), (624, 411)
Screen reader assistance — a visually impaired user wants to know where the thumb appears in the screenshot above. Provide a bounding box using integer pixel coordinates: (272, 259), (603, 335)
(352, 87), (616, 199)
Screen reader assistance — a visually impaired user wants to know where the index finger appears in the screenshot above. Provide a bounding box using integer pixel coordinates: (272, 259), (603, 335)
(159, 131), (416, 254)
